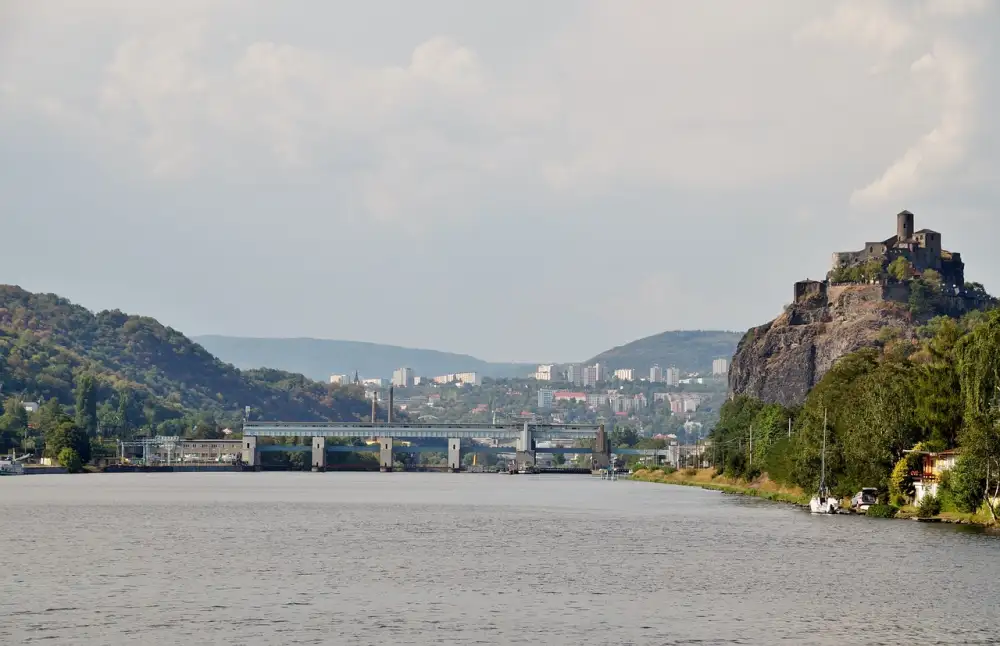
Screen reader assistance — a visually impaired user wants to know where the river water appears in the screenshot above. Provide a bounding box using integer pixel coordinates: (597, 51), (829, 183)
(1, 473), (998, 645)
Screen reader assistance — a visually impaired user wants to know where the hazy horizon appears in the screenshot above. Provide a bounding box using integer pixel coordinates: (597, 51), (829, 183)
(3, 1), (998, 361)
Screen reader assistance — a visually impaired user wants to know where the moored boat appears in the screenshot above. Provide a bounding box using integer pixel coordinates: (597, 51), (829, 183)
(809, 410), (839, 514)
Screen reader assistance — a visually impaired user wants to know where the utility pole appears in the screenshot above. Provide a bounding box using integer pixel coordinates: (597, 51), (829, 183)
(788, 417), (792, 439)
(748, 424), (753, 468)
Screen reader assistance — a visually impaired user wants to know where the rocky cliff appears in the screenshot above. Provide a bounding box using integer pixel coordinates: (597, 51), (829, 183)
(728, 284), (918, 406)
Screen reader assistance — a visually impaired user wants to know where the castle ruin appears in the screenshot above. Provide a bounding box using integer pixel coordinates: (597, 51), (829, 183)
(831, 210), (964, 287)
(792, 210), (968, 306)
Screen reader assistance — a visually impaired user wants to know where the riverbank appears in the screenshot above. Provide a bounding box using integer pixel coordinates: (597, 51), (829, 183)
(630, 467), (998, 527)
(629, 467), (810, 505)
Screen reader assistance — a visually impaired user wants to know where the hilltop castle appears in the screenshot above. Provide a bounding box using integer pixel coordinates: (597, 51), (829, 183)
(831, 210), (965, 287)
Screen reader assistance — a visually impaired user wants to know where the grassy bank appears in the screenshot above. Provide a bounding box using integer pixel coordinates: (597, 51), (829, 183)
(629, 467), (811, 506)
(631, 467), (997, 527)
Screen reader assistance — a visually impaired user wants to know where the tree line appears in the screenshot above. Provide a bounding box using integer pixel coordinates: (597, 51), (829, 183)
(710, 309), (1000, 520)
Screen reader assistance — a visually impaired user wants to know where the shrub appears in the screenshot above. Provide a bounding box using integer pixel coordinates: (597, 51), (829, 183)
(917, 492), (942, 518)
(950, 457), (986, 513)
(866, 504), (898, 518)
(889, 457), (914, 504)
(682, 467), (697, 477)
(57, 447), (83, 474)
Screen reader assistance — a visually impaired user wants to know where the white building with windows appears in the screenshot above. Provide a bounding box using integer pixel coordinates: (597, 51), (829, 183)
(537, 389), (554, 409)
(712, 358), (729, 376)
(665, 367), (681, 386)
(650, 365), (663, 383)
(534, 364), (557, 381)
(613, 368), (635, 381)
(391, 367), (414, 388)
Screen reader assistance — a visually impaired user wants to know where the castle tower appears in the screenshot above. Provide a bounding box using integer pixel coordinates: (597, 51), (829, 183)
(897, 210), (914, 241)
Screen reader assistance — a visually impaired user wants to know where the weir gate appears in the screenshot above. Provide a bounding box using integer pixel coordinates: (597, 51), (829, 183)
(241, 422), (613, 472)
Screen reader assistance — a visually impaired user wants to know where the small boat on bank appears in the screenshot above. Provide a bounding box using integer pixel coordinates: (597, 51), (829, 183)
(809, 410), (840, 514)
(0, 452), (27, 476)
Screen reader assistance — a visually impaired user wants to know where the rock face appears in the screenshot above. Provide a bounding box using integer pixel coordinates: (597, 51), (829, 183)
(728, 284), (917, 406)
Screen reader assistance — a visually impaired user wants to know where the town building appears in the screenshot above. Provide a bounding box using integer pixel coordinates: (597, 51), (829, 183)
(586, 393), (609, 408)
(534, 364), (557, 381)
(613, 368), (635, 381)
(650, 365), (663, 383)
(566, 364), (582, 386)
(553, 391), (587, 403)
(432, 372), (480, 386)
(537, 389), (554, 409)
(22, 401), (39, 414)
(712, 359), (729, 376)
(391, 367), (414, 388)
(907, 449), (960, 503)
(329, 374), (351, 385)
(582, 363), (605, 387)
(665, 367), (680, 386)
(361, 377), (385, 388)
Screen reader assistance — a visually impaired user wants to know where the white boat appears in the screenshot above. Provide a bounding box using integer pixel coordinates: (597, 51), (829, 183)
(0, 453), (27, 476)
(809, 410), (840, 514)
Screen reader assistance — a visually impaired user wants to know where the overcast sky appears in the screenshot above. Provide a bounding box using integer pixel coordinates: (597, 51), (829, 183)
(2, 1), (998, 363)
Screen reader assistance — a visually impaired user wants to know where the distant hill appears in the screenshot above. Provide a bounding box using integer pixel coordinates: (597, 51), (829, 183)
(585, 330), (742, 374)
(0, 286), (375, 432)
(193, 336), (535, 382)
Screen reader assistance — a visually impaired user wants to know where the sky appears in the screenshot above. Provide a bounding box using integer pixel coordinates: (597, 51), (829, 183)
(1, 0), (999, 363)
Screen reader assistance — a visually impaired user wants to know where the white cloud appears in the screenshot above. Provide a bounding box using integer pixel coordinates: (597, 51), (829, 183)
(1, 1), (996, 218)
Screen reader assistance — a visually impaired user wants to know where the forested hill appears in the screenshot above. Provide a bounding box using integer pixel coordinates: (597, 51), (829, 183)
(586, 330), (742, 373)
(0, 285), (374, 431)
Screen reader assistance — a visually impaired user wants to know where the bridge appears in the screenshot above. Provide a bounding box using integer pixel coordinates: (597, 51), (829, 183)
(241, 421), (612, 472)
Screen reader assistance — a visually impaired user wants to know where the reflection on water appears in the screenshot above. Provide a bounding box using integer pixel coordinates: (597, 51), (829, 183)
(2, 473), (998, 645)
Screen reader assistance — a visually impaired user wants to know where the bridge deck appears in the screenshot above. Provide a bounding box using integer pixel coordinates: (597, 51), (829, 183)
(244, 421), (601, 441)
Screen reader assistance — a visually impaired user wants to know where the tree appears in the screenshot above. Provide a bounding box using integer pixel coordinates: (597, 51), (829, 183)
(610, 426), (640, 448)
(0, 397), (29, 451)
(923, 269), (943, 291)
(116, 388), (133, 439)
(888, 257), (913, 282)
(45, 418), (91, 464)
(57, 447), (83, 473)
(74, 374), (99, 436)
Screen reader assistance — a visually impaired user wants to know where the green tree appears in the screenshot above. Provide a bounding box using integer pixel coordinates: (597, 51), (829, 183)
(949, 455), (987, 513)
(610, 426), (640, 448)
(74, 373), (99, 436)
(45, 418), (92, 464)
(0, 397), (29, 451)
(909, 280), (933, 317)
(923, 269), (943, 291)
(888, 256), (913, 281)
(889, 456), (915, 506)
(57, 447), (83, 473)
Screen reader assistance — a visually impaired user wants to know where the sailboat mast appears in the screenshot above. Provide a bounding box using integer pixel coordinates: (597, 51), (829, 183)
(820, 408), (827, 492)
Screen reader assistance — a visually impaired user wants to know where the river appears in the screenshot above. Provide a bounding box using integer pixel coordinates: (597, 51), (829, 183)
(1, 473), (998, 645)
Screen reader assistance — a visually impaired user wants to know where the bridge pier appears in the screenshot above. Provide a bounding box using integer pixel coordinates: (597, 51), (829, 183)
(592, 424), (610, 471)
(516, 422), (535, 472)
(448, 438), (461, 472)
(379, 437), (394, 472)
(242, 436), (259, 468)
(311, 437), (326, 472)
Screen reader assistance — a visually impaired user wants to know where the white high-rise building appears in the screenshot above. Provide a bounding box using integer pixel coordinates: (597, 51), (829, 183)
(566, 364), (582, 386)
(665, 367), (681, 386)
(713, 358), (729, 376)
(329, 374), (351, 385)
(534, 364), (557, 381)
(537, 389), (554, 409)
(432, 372), (480, 386)
(391, 367), (414, 388)
(650, 365), (663, 383)
(613, 368), (635, 381)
